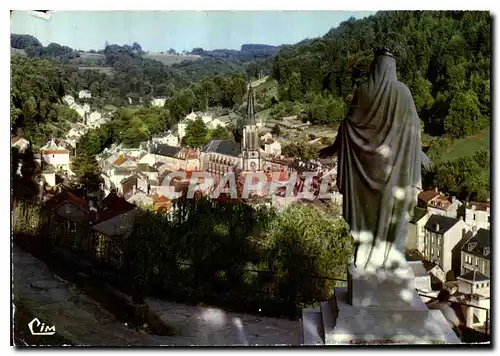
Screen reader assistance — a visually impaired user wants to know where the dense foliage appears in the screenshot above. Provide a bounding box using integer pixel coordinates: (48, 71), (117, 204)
(127, 198), (351, 317)
(424, 145), (490, 202)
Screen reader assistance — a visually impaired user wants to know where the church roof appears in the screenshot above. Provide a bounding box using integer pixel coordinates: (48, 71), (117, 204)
(246, 84), (256, 126)
(202, 139), (241, 157)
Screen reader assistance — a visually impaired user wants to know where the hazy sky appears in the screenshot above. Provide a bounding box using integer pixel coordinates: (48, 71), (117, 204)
(11, 11), (375, 52)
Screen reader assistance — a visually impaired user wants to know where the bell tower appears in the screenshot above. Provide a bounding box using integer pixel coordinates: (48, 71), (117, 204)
(242, 84), (261, 172)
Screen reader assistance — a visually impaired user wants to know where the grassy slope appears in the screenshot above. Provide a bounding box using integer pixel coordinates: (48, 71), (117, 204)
(426, 127), (491, 184)
(143, 53), (201, 66)
(427, 126), (490, 164)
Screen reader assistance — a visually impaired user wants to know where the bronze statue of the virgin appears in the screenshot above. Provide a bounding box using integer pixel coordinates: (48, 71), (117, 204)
(320, 47), (431, 271)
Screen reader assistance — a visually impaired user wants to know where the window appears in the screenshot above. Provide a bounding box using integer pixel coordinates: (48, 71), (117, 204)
(475, 258), (479, 267)
(488, 216), (490, 223)
(473, 214), (476, 220)
(437, 250), (440, 258)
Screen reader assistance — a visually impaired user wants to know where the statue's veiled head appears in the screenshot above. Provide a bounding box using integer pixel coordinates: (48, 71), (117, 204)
(368, 46), (398, 86)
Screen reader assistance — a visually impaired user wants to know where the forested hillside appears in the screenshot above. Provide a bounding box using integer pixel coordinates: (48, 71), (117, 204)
(272, 11), (490, 137)
(269, 11), (491, 201)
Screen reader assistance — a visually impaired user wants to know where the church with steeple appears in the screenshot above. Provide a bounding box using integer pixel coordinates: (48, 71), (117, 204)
(200, 83), (264, 177)
(241, 85), (261, 172)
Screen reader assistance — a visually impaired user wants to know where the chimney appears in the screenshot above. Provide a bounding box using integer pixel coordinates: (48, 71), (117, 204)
(133, 185), (137, 195)
(486, 207), (490, 213)
(435, 223), (440, 232)
(434, 187), (438, 192)
(451, 196), (456, 203)
(471, 204), (476, 211)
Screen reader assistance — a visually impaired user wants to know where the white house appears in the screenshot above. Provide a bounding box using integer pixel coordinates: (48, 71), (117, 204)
(78, 90), (92, 99)
(152, 131), (179, 147)
(407, 207), (431, 253)
(82, 103), (91, 114)
(456, 270), (490, 330)
(261, 132), (273, 142)
(422, 214), (468, 274)
(41, 149), (70, 170)
(41, 172), (57, 187)
(461, 228), (490, 277)
(11, 137), (30, 152)
(207, 118), (226, 130)
(127, 191), (154, 209)
(62, 95), (75, 106)
(464, 202), (490, 231)
(150, 97), (166, 107)
(40, 139), (71, 171)
(263, 139), (282, 156)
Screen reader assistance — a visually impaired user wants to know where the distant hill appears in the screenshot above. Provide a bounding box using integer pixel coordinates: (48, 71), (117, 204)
(143, 52), (202, 66)
(190, 44), (280, 62)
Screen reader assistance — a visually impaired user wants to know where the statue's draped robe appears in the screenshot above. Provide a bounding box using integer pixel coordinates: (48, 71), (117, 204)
(335, 55), (422, 268)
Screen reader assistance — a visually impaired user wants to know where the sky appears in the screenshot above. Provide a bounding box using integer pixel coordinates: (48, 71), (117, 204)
(10, 11), (375, 52)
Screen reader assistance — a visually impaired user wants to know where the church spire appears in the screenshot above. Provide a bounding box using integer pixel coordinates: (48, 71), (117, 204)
(246, 83), (256, 125)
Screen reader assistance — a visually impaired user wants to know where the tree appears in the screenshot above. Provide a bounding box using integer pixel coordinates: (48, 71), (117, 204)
(70, 154), (101, 190)
(263, 204), (352, 302)
(183, 117), (209, 147)
(444, 90), (483, 138)
(288, 71), (302, 102)
(271, 124), (281, 136)
(210, 126), (232, 140)
(282, 142), (319, 160)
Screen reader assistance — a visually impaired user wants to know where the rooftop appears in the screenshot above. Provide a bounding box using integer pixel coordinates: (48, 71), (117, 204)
(94, 193), (136, 224)
(467, 201), (490, 212)
(45, 190), (89, 214)
(424, 215), (460, 234)
(202, 139), (241, 157)
(150, 144), (182, 158)
(418, 189), (440, 204)
(458, 270), (490, 283)
(462, 228), (490, 260)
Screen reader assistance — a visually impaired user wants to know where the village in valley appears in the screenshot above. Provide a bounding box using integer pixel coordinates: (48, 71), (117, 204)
(11, 10), (491, 346)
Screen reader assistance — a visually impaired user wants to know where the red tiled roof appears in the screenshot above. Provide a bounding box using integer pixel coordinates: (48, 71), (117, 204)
(11, 136), (21, 145)
(112, 156), (127, 166)
(45, 190), (89, 214)
(418, 189), (439, 203)
(95, 193), (136, 224)
(151, 194), (170, 204)
(179, 147), (199, 160)
(42, 149), (70, 155)
(428, 195), (451, 211)
(469, 201), (490, 212)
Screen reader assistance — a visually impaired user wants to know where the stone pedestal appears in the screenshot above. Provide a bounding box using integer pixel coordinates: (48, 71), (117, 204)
(347, 262), (416, 308)
(302, 261), (462, 345)
(323, 287), (460, 345)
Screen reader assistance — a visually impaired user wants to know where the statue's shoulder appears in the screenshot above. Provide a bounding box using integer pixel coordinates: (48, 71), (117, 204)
(393, 81), (415, 101)
(395, 81), (412, 95)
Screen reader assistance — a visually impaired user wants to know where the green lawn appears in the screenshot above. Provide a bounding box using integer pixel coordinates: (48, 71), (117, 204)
(427, 126), (491, 164)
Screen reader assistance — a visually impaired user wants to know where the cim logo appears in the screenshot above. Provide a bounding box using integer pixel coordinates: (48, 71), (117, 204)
(28, 318), (56, 336)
